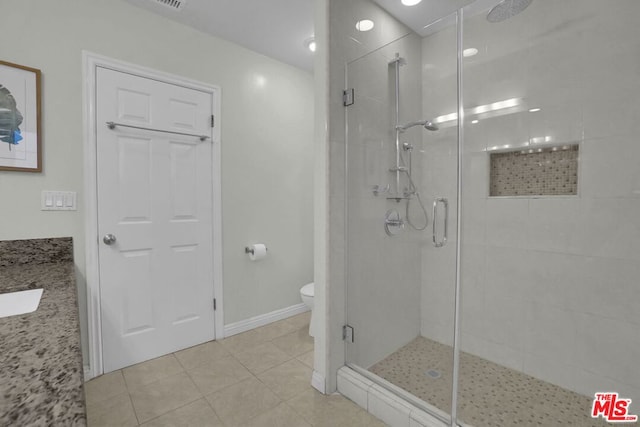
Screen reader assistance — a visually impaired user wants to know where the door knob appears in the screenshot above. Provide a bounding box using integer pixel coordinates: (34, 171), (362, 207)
(103, 234), (117, 245)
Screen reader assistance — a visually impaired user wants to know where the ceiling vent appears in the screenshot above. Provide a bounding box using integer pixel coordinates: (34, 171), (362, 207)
(150, 0), (186, 11)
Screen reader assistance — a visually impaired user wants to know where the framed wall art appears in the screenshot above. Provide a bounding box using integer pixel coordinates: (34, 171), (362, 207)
(0, 60), (42, 172)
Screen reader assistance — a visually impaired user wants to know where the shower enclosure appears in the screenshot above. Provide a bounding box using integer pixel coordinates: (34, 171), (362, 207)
(343, 1), (640, 426)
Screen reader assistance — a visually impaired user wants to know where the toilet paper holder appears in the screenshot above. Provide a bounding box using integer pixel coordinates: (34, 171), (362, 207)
(245, 245), (268, 255)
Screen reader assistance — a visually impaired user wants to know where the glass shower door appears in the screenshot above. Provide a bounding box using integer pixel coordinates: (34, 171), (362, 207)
(344, 12), (459, 423)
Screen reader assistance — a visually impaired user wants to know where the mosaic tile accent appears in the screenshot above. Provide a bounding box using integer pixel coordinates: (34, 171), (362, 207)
(490, 145), (579, 197)
(370, 336), (613, 427)
(0, 237), (73, 267)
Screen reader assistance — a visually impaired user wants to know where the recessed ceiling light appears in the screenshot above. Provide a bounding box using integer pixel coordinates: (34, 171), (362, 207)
(401, 0), (422, 5)
(463, 48), (478, 57)
(529, 108), (541, 112)
(305, 37), (316, 53)
(356, 20), (375, 32)
(471, 119), (479, 124)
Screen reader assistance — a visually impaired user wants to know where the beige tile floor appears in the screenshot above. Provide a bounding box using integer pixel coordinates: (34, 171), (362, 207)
(85, 312), (386, 427)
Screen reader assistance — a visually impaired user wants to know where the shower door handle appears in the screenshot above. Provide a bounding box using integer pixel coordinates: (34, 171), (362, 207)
(432, 198), (448, 248)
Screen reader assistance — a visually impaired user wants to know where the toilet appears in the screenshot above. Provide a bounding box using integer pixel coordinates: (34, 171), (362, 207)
(300, 282), (315, 337)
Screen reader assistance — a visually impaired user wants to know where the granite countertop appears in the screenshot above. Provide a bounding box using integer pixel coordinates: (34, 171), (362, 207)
(0, 261), (86, 426)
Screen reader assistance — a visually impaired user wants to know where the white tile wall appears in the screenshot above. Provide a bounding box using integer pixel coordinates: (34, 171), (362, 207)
(568, 198), (618, 257)
(581, 137), (640, 199)
(522, 351), (576, 393)
(460, 198), (486, 245)
(526, 198), (580, 253)
(482, 294), (525, 356)
(573, 314), (640, 393)
(484, 198), (529, 248)
(483, 246), (532, 303)
(522, 302), (578, 362)
(478, 342), (523, 373)
(459, 245), (486, 338)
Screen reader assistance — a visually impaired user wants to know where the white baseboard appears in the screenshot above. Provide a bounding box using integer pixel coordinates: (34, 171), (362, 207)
(223, 303), (309, 338)
(312, 370), (326, 394)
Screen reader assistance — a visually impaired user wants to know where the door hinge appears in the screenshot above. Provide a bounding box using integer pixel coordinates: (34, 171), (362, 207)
(211, 115), (215, 128)
(213, 298), (217, 311)
(343, 88), (354, 107)
(343, 325), (354, 343)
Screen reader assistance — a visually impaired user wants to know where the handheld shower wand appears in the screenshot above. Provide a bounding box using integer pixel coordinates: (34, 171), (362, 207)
(396, 120), (439, 132)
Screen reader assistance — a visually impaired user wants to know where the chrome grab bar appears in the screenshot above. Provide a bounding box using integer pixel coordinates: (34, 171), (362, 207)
(106, 121), (210, 142)
(432, 197), (448, 247)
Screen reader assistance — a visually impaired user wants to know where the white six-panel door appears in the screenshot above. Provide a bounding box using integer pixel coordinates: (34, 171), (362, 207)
(96, 67), (216, 373)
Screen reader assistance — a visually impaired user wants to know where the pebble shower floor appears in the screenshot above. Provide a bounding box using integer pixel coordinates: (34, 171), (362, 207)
(370, 337), (616, 427)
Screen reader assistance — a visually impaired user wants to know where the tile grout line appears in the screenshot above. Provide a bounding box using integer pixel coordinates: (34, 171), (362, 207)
(121, 353), (186, 392)
(200, 394), (226, 426)
(126, 390), (142, 426)
(128, 370), (204, 425)
(138, 396), (215, 427)
(224, 326), (309, 375)
(227, 341), (296, 375)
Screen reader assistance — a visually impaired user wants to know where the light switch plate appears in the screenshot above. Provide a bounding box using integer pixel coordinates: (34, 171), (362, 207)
(41, 191), (77, 211)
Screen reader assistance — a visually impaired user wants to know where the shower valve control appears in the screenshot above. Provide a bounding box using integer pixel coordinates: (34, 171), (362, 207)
(384, 209), (405, 236)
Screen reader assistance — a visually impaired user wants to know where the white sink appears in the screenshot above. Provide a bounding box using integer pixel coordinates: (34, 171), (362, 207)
(0, 288), (44, 318)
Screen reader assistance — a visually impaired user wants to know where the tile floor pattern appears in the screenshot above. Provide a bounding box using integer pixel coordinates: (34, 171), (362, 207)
(370, 336), (623, 427)
(85, 312), (386, 427)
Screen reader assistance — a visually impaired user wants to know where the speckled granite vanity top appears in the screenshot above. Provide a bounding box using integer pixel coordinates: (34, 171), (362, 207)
(0, 237), (86, 426)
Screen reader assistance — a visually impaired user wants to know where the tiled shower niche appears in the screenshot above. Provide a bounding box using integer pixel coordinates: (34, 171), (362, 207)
(489, 145), (579, 197)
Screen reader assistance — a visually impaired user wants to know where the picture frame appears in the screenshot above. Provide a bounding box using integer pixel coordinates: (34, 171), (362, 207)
(0, 60), (42, 172)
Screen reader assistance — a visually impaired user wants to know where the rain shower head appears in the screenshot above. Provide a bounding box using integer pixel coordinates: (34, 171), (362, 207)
(396, 120), (439, 132)
(487, 0), (532, 23)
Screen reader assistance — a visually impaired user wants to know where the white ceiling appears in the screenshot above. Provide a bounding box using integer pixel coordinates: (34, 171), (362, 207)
(372, 0), (476, 36)
(125, 0), (498, 73)
(125, 0), (315, 72)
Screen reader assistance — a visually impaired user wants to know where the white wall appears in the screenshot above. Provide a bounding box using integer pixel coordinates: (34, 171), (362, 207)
(421, 0), (640, 403)
(0, 0), (314, 362)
